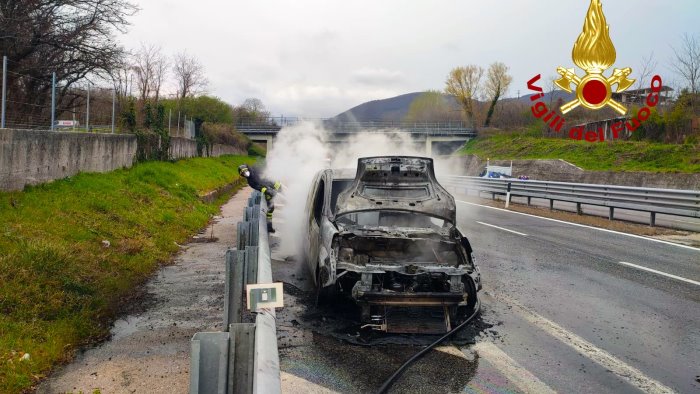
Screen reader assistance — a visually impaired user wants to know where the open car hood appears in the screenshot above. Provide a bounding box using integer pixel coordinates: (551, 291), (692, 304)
(334, 156), (456, 224)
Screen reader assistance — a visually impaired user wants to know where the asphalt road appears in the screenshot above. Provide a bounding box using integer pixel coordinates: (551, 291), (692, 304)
(455, 199), (699, 393)
(275, 198), (699, 393)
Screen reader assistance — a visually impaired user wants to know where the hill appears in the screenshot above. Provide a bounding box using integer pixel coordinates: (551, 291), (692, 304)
(331, 91), (574, 122)
(331, 92), (423, 122)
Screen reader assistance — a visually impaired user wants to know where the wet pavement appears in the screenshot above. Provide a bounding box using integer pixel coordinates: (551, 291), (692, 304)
(37, 189), (252, 394)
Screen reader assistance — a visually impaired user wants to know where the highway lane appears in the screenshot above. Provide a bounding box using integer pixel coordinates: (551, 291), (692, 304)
(457, 200), (700, 393)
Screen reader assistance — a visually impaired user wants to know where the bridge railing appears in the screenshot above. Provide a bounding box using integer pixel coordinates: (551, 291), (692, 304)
(236, 118), (477, 136)
(441, 176), (700, 226)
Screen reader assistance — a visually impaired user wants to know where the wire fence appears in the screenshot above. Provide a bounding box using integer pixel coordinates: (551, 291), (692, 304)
(1, 56), (196, 138)
(1, 56), (118, 133)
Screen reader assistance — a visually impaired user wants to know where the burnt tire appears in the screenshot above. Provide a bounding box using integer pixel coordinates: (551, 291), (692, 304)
(315, 266), (336, 307)
(450, 276), (478, 325)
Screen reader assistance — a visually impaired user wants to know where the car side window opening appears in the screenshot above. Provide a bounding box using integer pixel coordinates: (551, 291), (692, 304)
(330, 179), (353, 213)
(313, 180), (325, 225)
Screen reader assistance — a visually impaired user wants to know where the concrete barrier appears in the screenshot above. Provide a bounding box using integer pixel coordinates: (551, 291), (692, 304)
(1, 128), (246, 191)
(170, 137), (198, 160)
(0, 128), (137, 191)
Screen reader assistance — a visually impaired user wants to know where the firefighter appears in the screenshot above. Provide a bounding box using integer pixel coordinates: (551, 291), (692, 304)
(238, 164), (283, 233)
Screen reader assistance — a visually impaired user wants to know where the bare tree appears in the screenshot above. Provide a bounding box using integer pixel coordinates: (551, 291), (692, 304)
(483, 62), (513, 127)
(133, 44), (168, 101)
(0, 0), (137, 121)
(172, 52), (208, 99)
(670, 33), (700, 94)
(636, 52), (658, 91)
(445, 65), (484, 129)
(152, 59), (168, 102)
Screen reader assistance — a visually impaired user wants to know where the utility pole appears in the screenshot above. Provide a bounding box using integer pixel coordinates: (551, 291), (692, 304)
(86, 82), (91, 132)
(111, 89), (116, 134)
(1, 56), (7, 128)
(51, 72), (56, 131)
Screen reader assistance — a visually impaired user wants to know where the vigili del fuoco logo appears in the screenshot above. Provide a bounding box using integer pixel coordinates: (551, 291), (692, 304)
(527, 0), (664, 142)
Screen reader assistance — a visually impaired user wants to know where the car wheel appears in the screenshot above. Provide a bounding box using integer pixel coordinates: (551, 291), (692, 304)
(315, 266), (336, 307)
(451, 276), (478, 325)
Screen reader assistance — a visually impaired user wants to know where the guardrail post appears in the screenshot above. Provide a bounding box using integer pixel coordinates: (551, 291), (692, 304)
(549, 199), (554, 211)
(576, 202), (582, 215)
(237, 222), (250, 250)
(505, 182), (511, 208)
(190, 332), (230, 394)
(527, 196), (531, 206)
(245, 246), (259, 285)
(224, 249), (246, 329)
(609, 207), (615, 221)
(650, 212), (656, 227)
(228, 323), (255, 394)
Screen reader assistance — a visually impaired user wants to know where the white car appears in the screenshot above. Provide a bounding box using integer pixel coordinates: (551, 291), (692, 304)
(303, 156), (481, 333)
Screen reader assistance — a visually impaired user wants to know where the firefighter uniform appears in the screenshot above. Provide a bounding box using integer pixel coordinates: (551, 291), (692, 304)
(238, 164), (282, 233)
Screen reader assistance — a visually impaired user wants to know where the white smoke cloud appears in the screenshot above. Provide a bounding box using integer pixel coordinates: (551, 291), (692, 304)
(263, 122), (467, 258)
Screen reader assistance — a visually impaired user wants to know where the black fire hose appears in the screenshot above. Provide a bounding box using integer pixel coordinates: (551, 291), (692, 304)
(376, 297), (481, 394)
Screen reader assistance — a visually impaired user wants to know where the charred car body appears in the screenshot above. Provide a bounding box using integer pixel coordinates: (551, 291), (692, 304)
(303, 156), (481, 333)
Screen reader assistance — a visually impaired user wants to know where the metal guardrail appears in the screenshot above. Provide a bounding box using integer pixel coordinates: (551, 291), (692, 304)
(190, 191), (281, 394)
(441, 176), (700, 226)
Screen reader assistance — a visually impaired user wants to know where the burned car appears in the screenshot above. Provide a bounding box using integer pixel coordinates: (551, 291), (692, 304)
(303, 156), (481, 333)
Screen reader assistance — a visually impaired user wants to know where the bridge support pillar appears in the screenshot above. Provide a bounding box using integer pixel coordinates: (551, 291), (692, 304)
(424, 136), (470, 157)
(249, 135), (273, 153)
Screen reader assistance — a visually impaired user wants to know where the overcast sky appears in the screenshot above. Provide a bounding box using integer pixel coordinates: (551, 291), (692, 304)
(121, 0), (699, 118)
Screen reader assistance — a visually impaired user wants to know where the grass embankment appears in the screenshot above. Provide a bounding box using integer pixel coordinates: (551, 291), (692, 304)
(462, 131), (700, 173)
(0, 155), (252, 393)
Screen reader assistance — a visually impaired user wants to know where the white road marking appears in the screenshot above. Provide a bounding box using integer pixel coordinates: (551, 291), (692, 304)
(493, 292), (676, 394)
(470, 342), (557, 394)
(476, 221), (528, 236)
(618, 262), (700, 286)
(457, 200), (700, 252)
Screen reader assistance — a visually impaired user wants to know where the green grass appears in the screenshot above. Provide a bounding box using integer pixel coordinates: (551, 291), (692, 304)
(0, 155), (253, 393)
(461, 131), (700, 173)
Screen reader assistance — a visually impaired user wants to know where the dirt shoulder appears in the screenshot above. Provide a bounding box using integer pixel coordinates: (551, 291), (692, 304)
(37, 188), (252, 394)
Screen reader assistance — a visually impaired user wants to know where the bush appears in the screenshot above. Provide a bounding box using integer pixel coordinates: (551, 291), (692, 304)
(198, 123), (266, 156)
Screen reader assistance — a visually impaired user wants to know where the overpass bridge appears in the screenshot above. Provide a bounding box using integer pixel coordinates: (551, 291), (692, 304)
(236, 117), (476, 155)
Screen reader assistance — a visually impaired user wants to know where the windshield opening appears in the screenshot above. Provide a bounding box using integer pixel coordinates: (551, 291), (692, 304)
(336, 210), (446, 229)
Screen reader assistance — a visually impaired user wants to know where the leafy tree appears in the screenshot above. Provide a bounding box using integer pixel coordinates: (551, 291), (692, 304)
(445, 65), (484, 129)
(161, 96), (234, 124)
(121, 97), (137, 133)
(483, 62), (513, 127)
(233, 98), (271, 125)
(143, 100), (154, 129)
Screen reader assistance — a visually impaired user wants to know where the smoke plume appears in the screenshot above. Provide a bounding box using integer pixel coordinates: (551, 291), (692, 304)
(263, 121), (466, 258)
